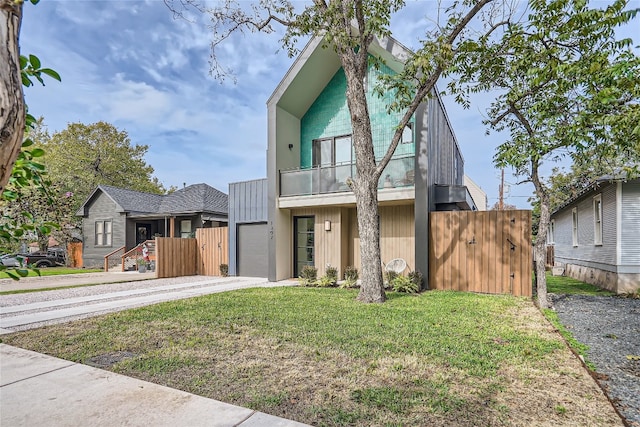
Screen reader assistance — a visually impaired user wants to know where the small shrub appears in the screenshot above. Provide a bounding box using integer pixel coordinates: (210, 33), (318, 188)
(298, 265), (317, 286)
(220, 263), (229, 277)
(316, 275), (336, 287)
(391, 275), (420, 293)
(340, 266), (359, 288)
(317, 265), (338, 287)
(408, 270), (423, 290)
(384, 270), (398, 289)
(325, 265), (338, 283)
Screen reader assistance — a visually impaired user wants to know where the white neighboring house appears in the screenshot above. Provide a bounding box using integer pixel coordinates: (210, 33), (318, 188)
(464, 175), (488, 211)
(549, 176), (640, 293)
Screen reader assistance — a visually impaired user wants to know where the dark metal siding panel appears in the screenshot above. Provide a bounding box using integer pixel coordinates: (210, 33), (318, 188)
(621, 181), (640, 265)
(228, 179), (268, 276)
(238, 223), (268, 277)
(427, 94), (462, 187)
(81, 192), (126, 268)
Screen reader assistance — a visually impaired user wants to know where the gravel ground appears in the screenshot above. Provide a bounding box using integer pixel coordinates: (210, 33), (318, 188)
(553, 294), (640, 427)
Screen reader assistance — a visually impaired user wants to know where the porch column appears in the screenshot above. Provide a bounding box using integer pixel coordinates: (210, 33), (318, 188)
(169, 217), (175, 238)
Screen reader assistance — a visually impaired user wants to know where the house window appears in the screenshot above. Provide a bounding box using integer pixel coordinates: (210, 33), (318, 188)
(593, 194), (602, 245)
(572, 208), (578, 247)
(401, 122), (413, 144)
(313, 135), (353, 190)
(547, 220), (555, 244)
(180, 220), (192, 238)
(95, 220), (112, 246)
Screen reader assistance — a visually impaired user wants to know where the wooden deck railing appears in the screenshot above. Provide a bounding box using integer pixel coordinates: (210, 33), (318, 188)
(121, 240), (156, 271)
(104, 246), (125, 272)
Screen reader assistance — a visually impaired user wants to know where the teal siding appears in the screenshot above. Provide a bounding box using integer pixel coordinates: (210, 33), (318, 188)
(300, 61), (414, 168)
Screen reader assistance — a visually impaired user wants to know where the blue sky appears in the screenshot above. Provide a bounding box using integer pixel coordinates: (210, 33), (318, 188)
(20, 0), (639, 208)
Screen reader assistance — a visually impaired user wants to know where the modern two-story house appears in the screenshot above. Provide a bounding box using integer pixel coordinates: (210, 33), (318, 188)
(549, 176), (640, 293)
(227, 33), (477, 284)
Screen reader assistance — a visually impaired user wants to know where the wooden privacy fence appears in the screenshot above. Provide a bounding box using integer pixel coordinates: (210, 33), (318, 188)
(156, 227), (228, 278)
(429, 210), (532, 297)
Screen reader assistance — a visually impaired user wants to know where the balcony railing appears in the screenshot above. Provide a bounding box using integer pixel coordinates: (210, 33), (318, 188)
(280, 155), (415, 197)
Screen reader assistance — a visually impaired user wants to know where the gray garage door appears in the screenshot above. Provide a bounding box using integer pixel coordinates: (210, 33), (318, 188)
(237, 223), (268, 277)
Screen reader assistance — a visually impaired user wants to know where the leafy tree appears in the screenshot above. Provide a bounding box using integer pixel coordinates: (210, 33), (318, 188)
(166, 0), (506, 302)
(453, 0), (640, 307)
(37, 121), (167, 210)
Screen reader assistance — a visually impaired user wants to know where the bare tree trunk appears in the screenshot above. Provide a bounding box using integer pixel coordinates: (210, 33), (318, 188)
(531, 162), (551, 309)
(339, 44), (386, 303)
(0, 1), (25, 193)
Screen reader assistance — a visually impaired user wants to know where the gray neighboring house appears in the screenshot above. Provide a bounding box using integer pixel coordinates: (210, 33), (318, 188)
(77, 184), (228, 268)
(549, 177), (640, 293)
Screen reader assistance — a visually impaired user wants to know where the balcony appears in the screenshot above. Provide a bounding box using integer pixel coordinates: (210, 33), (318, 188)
(280, 155), (415, 197)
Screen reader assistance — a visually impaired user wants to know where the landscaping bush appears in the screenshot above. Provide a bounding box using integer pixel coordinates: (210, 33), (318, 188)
(384, 270), (398, 289)
(317, 265), (338, 287)
(391, 275), (420, 293)
(408, 270), (423, 290)
(220, 264), (229, 277)
(341, 265), (359, 288)
(298, 265), (317, 286)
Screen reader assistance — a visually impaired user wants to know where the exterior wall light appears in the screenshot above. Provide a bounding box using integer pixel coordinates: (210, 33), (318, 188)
(324, 220), (331, 231)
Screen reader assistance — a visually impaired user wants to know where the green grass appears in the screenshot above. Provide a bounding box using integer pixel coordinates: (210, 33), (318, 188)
(1, 287), (594, 426)
(546, 273), (614, 296)
(0, 267), (102, 280)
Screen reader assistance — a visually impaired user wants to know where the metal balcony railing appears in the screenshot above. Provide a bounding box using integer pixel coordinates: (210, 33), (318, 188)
(279, 155), (415, 197)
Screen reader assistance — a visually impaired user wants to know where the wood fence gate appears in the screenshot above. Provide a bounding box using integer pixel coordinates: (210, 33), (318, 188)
(429, 210), (532, 297)
(156, 227), (228, 278)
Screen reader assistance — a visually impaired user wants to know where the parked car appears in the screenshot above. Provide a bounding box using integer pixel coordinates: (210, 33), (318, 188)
(22, 249), (66, 268)
(0, 253), (26, 268)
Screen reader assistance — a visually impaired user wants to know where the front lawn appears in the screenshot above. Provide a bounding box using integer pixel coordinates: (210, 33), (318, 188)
(0, 267), (102, 280)
(1, 288), (619, 426)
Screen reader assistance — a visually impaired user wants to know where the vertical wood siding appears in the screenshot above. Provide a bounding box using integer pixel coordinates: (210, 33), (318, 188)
(349, 205), (416, 274)
(156, 228), (229, 278)
(429, 210), (532, 296)
(156, 237), (198, 278)
(196, 227), (229, 276)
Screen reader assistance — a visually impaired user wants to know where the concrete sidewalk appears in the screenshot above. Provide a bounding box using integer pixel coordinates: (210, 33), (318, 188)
(0, 344), (310, 427)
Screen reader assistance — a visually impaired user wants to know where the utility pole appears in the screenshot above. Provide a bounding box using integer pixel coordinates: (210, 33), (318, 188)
(499, 168), (505, 210)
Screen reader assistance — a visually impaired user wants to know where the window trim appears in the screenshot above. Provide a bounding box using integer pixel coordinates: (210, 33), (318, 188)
(95, 219), (113, 247)
(572, 208), (578, 247)
(593, 194), (603, 246)
(547, 219), (555, 245)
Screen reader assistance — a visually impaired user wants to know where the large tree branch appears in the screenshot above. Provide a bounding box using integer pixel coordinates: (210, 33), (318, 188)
(376, 0), (494, 177)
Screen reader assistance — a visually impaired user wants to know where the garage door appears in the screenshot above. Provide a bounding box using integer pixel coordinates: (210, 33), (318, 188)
(237, 223), (268, 277)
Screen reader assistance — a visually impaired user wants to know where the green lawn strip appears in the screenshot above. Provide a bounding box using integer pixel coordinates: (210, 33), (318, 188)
(0, 268), (102, 279)
(1, 288), (565, 426)
(546, 273), (614, 296)
(542, 308), (595, 371)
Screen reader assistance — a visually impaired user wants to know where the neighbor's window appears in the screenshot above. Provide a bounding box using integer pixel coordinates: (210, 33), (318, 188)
(593, 194), (602, 245)
(547, 220), (555, 244)
(180, 220), (192, 238)
(95, 220), (112, 246)
(572, 208), (578, 247)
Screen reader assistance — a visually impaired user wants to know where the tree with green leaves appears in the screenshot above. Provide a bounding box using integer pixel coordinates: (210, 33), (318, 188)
(37, 121), (167, 208)
(453, 0), (640, 307)
(1, 120), (167, 255)
(166, 0), (508, 302)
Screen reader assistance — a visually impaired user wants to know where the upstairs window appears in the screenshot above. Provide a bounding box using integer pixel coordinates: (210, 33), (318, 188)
(593, 195), (602, 245)
(95, 220), (112, 246)
(572, 208), (578, 247)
